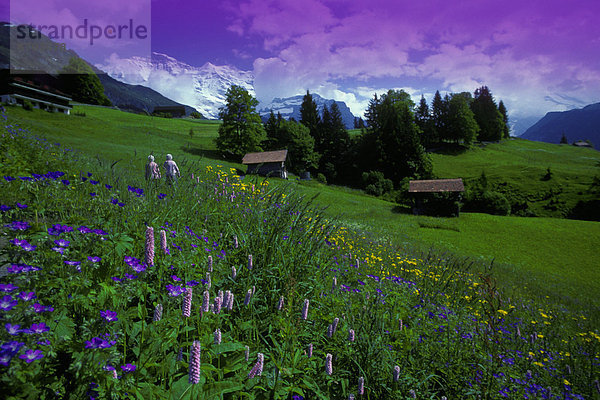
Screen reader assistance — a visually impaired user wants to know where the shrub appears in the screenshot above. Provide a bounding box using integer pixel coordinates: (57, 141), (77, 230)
(464, 189), (511, 215)
(22, 99), (34, 111)
(190, 111), (203, 119)
(316, 172), (327, 184)
(362, 170), (393, 197)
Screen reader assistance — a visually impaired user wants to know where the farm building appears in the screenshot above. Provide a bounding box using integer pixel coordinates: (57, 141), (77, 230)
(242, 150), (288, 179)
(572, 140), (593, 149)
(409, 178), (465, 216)
(152, 105), (186, 117)
(0, 70), (72, 114)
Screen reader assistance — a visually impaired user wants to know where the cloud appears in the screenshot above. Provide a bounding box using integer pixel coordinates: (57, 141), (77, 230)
(231, 0), (599, 120)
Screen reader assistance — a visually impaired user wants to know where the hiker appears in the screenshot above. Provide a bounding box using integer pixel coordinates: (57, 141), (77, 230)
(164, 153), (181, 184)
(145, 155), (161, 180)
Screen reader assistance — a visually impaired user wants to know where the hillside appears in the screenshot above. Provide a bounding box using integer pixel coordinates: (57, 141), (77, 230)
(4, 105), (600, 314)
(521, 102), (600, 145)
(0, 23), (199, 116)
(430, 138), (600, 219)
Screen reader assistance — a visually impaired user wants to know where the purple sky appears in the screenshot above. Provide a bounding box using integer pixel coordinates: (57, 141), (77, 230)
(3, 0), (599, 129)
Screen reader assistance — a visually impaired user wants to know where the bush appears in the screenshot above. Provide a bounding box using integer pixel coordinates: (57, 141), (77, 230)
(420, 192), (461, 217)
(464, 189), (511, 215)
(22, 99), (34, 111)
(316, 172), (327, 184)
(362, 170), (393, 197)
(190, 111), (203, 119)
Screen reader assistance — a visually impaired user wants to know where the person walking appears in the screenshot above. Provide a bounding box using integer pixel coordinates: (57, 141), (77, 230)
(164, 153), (181, 185)
(145, 155), (161, 180)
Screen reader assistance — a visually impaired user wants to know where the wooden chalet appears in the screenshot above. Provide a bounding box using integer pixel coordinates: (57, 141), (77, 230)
(152, 105), (186, 117)
(408, 178), (464, 216)
(0, 70), (72, 114)
(242, 150), (288, 179)
(572, 140), (593, 149)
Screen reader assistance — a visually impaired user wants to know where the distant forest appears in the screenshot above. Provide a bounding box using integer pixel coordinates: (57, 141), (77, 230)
(216, 85), (508, 191)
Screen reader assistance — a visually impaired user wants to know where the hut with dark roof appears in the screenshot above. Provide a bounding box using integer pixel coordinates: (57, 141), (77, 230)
(409, 178), (464, 216)
(242, 149), (288, 179)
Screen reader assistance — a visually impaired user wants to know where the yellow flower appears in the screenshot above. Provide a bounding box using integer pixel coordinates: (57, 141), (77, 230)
(533, 362), (544, 367)
(564, 379), (571, 386)
(498, 309), (508, 316)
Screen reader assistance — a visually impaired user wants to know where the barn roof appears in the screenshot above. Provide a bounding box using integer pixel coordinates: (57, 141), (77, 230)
(242, 150), (288, 165)
(409, 178), (464, 193)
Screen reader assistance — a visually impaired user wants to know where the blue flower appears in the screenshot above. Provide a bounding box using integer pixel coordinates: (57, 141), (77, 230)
(100, 310), (118, 322)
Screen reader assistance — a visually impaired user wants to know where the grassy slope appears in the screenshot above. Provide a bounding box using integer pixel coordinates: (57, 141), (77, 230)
(431, 139), (599, 217)
(6, 104), (600, 312)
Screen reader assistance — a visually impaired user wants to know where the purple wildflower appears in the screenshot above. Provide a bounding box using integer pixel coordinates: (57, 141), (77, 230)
(54, 239), (70, 247)
(88, 256), (101, 263)
(153, 304), (163, 322)
(18, 292), (36, 301)
(302, 299), (309, 320)
(245, 345), (250, 362)
(145, 226), (155, 267)
(15, 202), (28, 209)
(277, 296), (284, 311)
(248, 353), (264, 378)
(231, 266), (237, 280)
(393, 365), (400, 382)
(358, 377), (364, 395)
(0, 283), (18, 292)
(166, 284), (184, 297)
(64, 260), (81, 267)
(307, 343), (313, 358)
(0, 295), (17, 311)
(325, 353), (333, 375)
(207, 255), (213, 272)
(6, 323), (21, 335)
(100, 310), (118, 322)
(202, 290), (210, 313)
(19, 349), (44, 363)
(189, 341), (201, 384)
(182, 288), (193, 318)
(349, 329), (355, 342)
(248, 254), (253, 270)
(121, 364), (136, 373)
(159, 229), (167, 254)
(244, 289), (252, 306)
(214, 328), (221, 345)
(27, 323), (50, 334)
(7, 221), (29, 230)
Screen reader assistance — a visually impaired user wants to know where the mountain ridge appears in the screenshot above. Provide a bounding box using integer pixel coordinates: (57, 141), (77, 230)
(521, 102), (600, 146)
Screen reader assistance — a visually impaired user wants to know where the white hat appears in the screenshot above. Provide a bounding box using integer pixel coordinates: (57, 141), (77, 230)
(166, 154), (173, 160)
(148, 155), (154, 162)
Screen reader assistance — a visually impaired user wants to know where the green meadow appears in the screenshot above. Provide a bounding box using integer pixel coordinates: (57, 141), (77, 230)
(2, 104), (600, 399)
(5, 104), (600, 317)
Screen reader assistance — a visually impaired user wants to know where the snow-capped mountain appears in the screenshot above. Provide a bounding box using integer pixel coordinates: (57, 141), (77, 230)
(259, 94), (356, 129)
(96, 52), (254, 119)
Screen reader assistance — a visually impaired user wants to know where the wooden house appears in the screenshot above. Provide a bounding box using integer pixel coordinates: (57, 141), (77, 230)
(0, 70), (72, 114)
(242, 150), (288, 179)
(409, 178), (464, 216)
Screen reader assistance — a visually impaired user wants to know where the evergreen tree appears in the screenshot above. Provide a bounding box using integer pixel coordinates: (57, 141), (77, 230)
(319, 102), (351, 182)
(560, 132), (569, 144)
(498, 100), (510, 138)
(471, 86), (505, 141)
(362, 89), (432, 185)
(415, 95), (433, 147)
(216, 85), (265, 160)
(431, 90), (447, 145)
(300, 90), (321, 135)
(59, 56), (111, 106)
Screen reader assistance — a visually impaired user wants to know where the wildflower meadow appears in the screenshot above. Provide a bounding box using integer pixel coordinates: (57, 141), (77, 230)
(0, 108), (599, 399)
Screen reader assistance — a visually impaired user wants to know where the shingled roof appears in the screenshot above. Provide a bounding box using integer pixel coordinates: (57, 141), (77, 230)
(242, 150), (288, 165)
(409, 179), (464, 193)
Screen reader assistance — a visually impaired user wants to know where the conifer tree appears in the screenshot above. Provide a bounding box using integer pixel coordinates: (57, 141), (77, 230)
(498, 100), (510, 138)
(431, 90), (447, 145)
(471, 86), (505, 141)
(415, 95), (432, 147)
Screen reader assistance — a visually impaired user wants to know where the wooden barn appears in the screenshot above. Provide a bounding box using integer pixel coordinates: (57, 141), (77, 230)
(409, 178), (464, 216)
(0, 70), (72, 114)
(242, 150), (288, 179)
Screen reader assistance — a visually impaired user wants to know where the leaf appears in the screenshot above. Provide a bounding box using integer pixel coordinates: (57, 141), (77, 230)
(201, 381), (244, 399)
(54, 314), (76, 340)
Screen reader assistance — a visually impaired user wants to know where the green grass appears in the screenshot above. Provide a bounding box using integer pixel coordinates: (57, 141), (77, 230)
(430, 139), (600, 217)
(6, 104), (600, 318)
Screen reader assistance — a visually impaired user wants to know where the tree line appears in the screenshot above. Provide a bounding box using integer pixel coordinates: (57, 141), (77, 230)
(216, 85), (509, 192)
